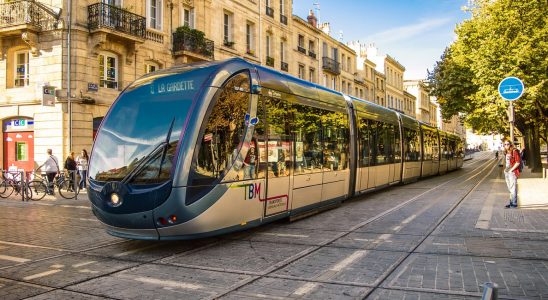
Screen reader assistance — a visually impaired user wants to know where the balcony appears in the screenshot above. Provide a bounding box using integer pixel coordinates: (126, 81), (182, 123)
(173, 29), (214, 60)
(280, 14), (288, 25)
(322, 57), (340, 75)
(146, 30), (164, 43)
(354, 72), (365, 84)
(266, 56), (274, 67)
(281, 61), (288, 72)
(297, 46), (306, 54)
(308, 51), (317, 59)
(266, 6), (274, 17)
(88, 3), (146, 40)
(0, 0), (59, 36)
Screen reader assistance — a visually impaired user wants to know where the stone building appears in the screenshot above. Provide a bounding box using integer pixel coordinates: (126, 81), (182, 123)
(404, 80), (431, 124)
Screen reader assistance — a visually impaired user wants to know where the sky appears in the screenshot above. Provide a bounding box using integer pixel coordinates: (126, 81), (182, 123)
(292, 0), (471, 80)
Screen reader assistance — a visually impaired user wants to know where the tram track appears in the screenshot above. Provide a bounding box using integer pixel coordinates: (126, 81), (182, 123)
(202, 153), (498, 299)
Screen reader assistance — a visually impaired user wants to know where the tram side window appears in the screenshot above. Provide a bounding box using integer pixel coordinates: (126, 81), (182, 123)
(265, 96), (291, 177)
(457, 139), (464, 158)
(432, 132), (440, 160)
(294, 104), (323, 174)
(393, 124), (402, 163)
(422, 131), (433, 160)
(358, 117), (370, 167)
(190, 72), (250, 186)
(404, 128), (420, 162)
(440, 136), (448, 160)
(369, 121), (379, 166)
(322, 110), (349, 171)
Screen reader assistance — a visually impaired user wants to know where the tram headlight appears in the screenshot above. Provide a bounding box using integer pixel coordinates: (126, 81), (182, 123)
(110, 193), (122, 207)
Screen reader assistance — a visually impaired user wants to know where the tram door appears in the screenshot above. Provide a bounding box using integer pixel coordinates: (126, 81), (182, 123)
(263, 96), (291, 218)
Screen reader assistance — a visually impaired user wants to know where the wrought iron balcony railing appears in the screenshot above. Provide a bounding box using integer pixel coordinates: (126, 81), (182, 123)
(297, 46), (306, 54)
(266, 7), (274, 17)
(280, 14), (288, 25)
(88, 2), (146, 39)
(281, 61), (288, 72)
(266, 56), (274, 67)
(322, 56), (340, 75)
(0, 0), (58, 30)
(173, 31), (214, 60)
(308, 51), (317, 59)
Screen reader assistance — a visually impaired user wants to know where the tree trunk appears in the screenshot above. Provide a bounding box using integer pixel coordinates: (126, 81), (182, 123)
(530, 125), (543, 173)
(525, 126), (533, 167)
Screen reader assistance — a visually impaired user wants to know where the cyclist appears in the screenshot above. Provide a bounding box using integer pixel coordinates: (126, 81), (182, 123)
(37, 149), (60, 195)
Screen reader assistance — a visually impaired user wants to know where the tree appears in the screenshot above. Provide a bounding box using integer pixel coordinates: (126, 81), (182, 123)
(428, 0), (548, 171)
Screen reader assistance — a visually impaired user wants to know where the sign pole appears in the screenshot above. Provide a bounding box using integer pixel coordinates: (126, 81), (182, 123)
(509, 101), (514, 143)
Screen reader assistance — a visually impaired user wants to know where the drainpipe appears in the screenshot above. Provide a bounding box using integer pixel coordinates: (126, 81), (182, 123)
(258, 0), (262, 64)
(67, 0), (72, 151)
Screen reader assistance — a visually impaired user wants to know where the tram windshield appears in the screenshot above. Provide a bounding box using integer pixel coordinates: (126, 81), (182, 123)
(89, 68), (210, 184)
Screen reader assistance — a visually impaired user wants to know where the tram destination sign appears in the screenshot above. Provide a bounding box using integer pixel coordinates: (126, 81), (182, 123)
(498, 77), (524, 101)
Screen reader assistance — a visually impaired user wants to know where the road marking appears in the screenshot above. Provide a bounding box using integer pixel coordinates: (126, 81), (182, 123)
(114, 244), (161, 257)
(293, 282), (317, 296)
(134, 276), (202, 290)
(78, 269), (99, 274)
(59, 205), (90, 209)
(23, 269), (62, 280)
(72, 261), (96, 268)
(0, 254), (30, 263)
(259, 232), (309, 238)
(432, 243), (463, 246)
(490, 228), (548, 234)
(0, 241), (65, 252)
(331, 250), (366, 272)
(50, 264), (64, 268)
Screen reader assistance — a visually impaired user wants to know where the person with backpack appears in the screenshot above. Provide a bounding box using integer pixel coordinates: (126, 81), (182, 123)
(503, 140), (521, 208)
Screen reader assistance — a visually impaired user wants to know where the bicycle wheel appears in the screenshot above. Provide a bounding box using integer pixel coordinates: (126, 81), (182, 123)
(28, 180), (47, 201)
(0, 181), (14, 198)
(58, 180), (78, 199)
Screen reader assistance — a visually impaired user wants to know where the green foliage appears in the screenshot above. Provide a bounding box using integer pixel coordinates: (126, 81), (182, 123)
(428, 0), (548, 138)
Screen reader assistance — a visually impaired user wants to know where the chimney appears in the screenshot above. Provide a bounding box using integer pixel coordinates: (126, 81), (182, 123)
(320, 22), (330, 35)
(307, 9), (317, 27)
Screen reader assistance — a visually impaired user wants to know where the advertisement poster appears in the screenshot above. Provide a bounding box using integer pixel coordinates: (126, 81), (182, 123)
(257, 141), (267, 163)
(295, 141), (304, 162)
(267, 141), (278, 162)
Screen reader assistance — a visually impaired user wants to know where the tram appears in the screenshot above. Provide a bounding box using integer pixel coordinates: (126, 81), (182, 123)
(88, 58), (464, 240)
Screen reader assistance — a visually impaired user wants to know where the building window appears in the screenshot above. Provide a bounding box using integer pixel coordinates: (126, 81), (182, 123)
(223, 12), (233, 44)
(144, 62), (160, 74)
(246, 22), (255, 54)
(182, 7), (194, 28)
(298, 64), (305, 79)
(266, 35), (271, 57)
(348, 82), (351, 95)
(14, 50), (30, 87)
(341, 54), (345, 70)
(147, 0), (163, 30)
(297, 34), (305, 52)
(347, 57), (351, 72)
(280, 40), (286, 62)
(323, 42), (328, 57)
(99, 52), (118, 89)
(309, 68), (315, 83)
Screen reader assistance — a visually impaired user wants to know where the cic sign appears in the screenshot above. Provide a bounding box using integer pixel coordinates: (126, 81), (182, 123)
(42, 86), (55, 106)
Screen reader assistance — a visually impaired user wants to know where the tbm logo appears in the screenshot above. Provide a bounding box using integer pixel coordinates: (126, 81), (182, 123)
(244, 183), (261, 200)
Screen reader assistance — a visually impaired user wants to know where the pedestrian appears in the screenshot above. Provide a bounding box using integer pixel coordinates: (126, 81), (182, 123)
(503, 140), (521, 208)
(520, 145), (527, 167)
(64, 151), (77, 185)
(37, 149), (60, 195)
(76, 149), (89, 191)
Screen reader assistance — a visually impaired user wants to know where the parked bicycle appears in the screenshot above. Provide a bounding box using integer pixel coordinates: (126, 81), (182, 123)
(27, 171), (79, 200)
(0, 171), (32, 200)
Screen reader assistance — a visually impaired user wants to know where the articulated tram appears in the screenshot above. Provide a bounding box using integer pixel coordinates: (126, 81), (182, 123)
(88, 58), (464, 240)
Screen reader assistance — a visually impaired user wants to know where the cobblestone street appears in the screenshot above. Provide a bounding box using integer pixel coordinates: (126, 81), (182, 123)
(1, 152), (547, 299)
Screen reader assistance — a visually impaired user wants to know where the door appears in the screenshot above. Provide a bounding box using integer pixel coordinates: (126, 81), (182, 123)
(263, 96), (291, 217)
(3, 131), (34, 172)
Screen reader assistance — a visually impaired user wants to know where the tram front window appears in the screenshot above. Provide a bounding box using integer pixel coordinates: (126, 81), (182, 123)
(90, 68), (210, 184)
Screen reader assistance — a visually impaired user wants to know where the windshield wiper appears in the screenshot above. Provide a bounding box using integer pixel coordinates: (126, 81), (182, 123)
(121, 118), (176, 184)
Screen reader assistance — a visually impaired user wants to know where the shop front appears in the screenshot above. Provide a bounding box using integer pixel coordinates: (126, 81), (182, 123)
(2, 118), (35, 172)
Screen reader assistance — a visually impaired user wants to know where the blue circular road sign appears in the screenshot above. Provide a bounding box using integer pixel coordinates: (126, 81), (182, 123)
(498, 77), (524, 101)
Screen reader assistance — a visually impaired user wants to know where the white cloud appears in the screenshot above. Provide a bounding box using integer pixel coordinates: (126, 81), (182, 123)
(366, 17), (452, 44)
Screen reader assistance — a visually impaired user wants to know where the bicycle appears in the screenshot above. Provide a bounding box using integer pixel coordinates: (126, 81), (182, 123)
(28, 171), (79, 200)
(0, 171), (32, 200)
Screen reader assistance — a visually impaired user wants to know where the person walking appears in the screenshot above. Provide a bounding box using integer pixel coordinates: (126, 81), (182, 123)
(76, 149), (89, 191)
(37, 149), (60, 195)
(64, 151), (77, 185)
(503, 140), (521, 208)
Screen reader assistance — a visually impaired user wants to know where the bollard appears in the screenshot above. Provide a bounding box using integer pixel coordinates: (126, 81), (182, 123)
(482, 282), (498, 300)
(20, 171), (25, 202)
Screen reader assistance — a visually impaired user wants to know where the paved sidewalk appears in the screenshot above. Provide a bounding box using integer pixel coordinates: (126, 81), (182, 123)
(518, 163), (548, 209)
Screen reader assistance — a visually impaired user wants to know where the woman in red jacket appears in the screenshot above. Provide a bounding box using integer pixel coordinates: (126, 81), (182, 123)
(503, 140), (521, 208)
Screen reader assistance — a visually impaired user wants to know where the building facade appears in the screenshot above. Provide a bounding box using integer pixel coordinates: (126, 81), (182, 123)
(404, 80), (430, 124)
